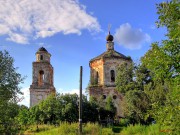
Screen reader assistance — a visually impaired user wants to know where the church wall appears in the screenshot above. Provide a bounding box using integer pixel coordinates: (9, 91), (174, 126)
(32, 62), (53, 87)
(90, 59), (104, 85)
(104, 58), (128, 86)
(89, 86), (124, 117)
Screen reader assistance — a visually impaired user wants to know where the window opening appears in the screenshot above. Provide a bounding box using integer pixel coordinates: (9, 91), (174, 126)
(113, 95), (117, 99)
(38, 70), (44, 86)
(111, 70), (115, 82)
(40, 55), (43, 60)
(96, 71), (99, 84)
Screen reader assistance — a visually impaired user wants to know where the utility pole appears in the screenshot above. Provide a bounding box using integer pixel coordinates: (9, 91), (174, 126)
(79, 66), (83, 134)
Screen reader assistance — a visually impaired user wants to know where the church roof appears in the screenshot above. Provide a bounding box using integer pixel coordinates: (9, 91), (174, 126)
(90, 50), (131, 62)
(37, 47), (48, 52)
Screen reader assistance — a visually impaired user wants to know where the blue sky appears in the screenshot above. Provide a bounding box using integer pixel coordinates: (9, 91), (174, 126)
(0, 0), (167, 107)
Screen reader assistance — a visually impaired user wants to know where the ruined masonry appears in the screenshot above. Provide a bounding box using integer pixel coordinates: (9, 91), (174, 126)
(29, 47), (56, 107)
(88, 32), (132, 117)
(29, 33), (132, 117)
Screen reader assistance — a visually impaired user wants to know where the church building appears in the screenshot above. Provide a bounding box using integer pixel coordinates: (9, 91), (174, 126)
(29, 47), (56, 107)
(89, 32), (132, 117)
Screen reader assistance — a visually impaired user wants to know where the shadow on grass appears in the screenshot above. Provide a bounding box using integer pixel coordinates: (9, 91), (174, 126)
(112, 126), (123, 133)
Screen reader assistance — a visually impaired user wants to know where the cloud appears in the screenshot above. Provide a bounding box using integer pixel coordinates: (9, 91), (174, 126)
(0, 0), (100, 44)
(58, 88), (86, 95)
(7, 33), (29, 44)
(114, 23), (151, 49)
(18, 87), (30, 107)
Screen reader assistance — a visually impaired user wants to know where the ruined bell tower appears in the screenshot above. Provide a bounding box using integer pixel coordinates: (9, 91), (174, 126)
(29, 47), (56, 107)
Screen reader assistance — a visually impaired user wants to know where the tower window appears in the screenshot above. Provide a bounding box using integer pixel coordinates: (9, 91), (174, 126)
(38, 70), (44, 86)
(110, 70), (115, 82)
(96, 71), (99, 84)
(103, 95), (106, 99)
(40, 55), (43, 60)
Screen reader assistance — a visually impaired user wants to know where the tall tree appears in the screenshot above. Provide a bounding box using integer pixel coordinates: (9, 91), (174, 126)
(141, 0), (180, 133)
(0, 50), (24, 134)
(0, 50), (24, 102)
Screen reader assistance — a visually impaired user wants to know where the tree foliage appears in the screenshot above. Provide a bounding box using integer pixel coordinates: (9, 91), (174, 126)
(141, 0), (180, 133)
(0, 50), (24, 134)
(0, 51), (24, 102)
(115, 63), (135, 94)
(116, 63), (152, 124)
(115, 0), (180, 133)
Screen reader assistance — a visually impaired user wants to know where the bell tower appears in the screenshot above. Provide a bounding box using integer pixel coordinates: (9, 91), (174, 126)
(29, 47), (56, 107)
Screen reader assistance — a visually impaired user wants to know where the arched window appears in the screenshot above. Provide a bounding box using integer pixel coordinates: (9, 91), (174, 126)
(110, 70), (115, 82)
(38, 70), (44, 86)
(40, 55), (43, 60)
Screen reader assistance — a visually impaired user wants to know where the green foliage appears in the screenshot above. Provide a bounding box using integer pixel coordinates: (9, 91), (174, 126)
(120, 124), (163, 135)
(0, 50), (24, 102)
(105, 96), (116, 112)
(115, 62), (152, 124)
(115, 62), (134, 93)
(0, 50), (24, 134)
(83, 96), (99, 122)
(115, 1), (180, 131)
(16, 105), (30, 126)
(105, 96), (116, 119)
(0, 102), (20, 134)
(38, 94), (62, 124)
(141, 0), (180, 133)
(123, 90), (151, 124)
(27, 93), (104, 125)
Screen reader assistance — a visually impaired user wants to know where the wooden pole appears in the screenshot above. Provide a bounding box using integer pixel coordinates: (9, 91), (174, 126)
(79, 66), (83, 134)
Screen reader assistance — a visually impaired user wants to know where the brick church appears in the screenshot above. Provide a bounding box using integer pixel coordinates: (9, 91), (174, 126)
(29, 33), (132, 117)
(88, 32), (132, 117)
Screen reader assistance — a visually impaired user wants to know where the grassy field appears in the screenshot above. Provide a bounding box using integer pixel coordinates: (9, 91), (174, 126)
(21, 123), (169, 135)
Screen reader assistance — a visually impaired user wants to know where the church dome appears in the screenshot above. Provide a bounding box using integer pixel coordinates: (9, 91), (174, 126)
(38, 47), (48, 52)
(106, 33), (114, 42)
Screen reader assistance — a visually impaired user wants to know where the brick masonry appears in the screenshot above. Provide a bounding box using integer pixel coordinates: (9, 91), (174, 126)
(29, 47), (56, 107)
(89, 34), (132, 117)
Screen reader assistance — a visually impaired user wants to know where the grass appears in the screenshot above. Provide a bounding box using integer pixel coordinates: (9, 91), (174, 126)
(120, 124), (169, 135)
(22, 123), (168, 135)
(23, 122), (116, 135)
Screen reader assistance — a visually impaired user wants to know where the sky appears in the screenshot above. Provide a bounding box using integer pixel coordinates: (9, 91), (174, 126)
(0, 0), (167, 107)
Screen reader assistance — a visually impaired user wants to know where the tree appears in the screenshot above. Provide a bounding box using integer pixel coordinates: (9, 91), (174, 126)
(115, 62), (152, 124)
(105, 96), (116, 119)
(123, 90), (151, 125)
(0, 50), (24, 134)
(83, 96), (99, 122)
(115, 63), (135, 94)
(58, 93), (79, 123)
(38, 94), (62, 124)
(16, 105), (30, 127)
(141, 0), (180, 133)
(0, 50), (24, 102)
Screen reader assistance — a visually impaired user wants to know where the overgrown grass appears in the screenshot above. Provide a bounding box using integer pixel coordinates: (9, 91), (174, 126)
(23, 122), (116, 135)
(120, 124), (169, 135)
(22, 123), (170, 135)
